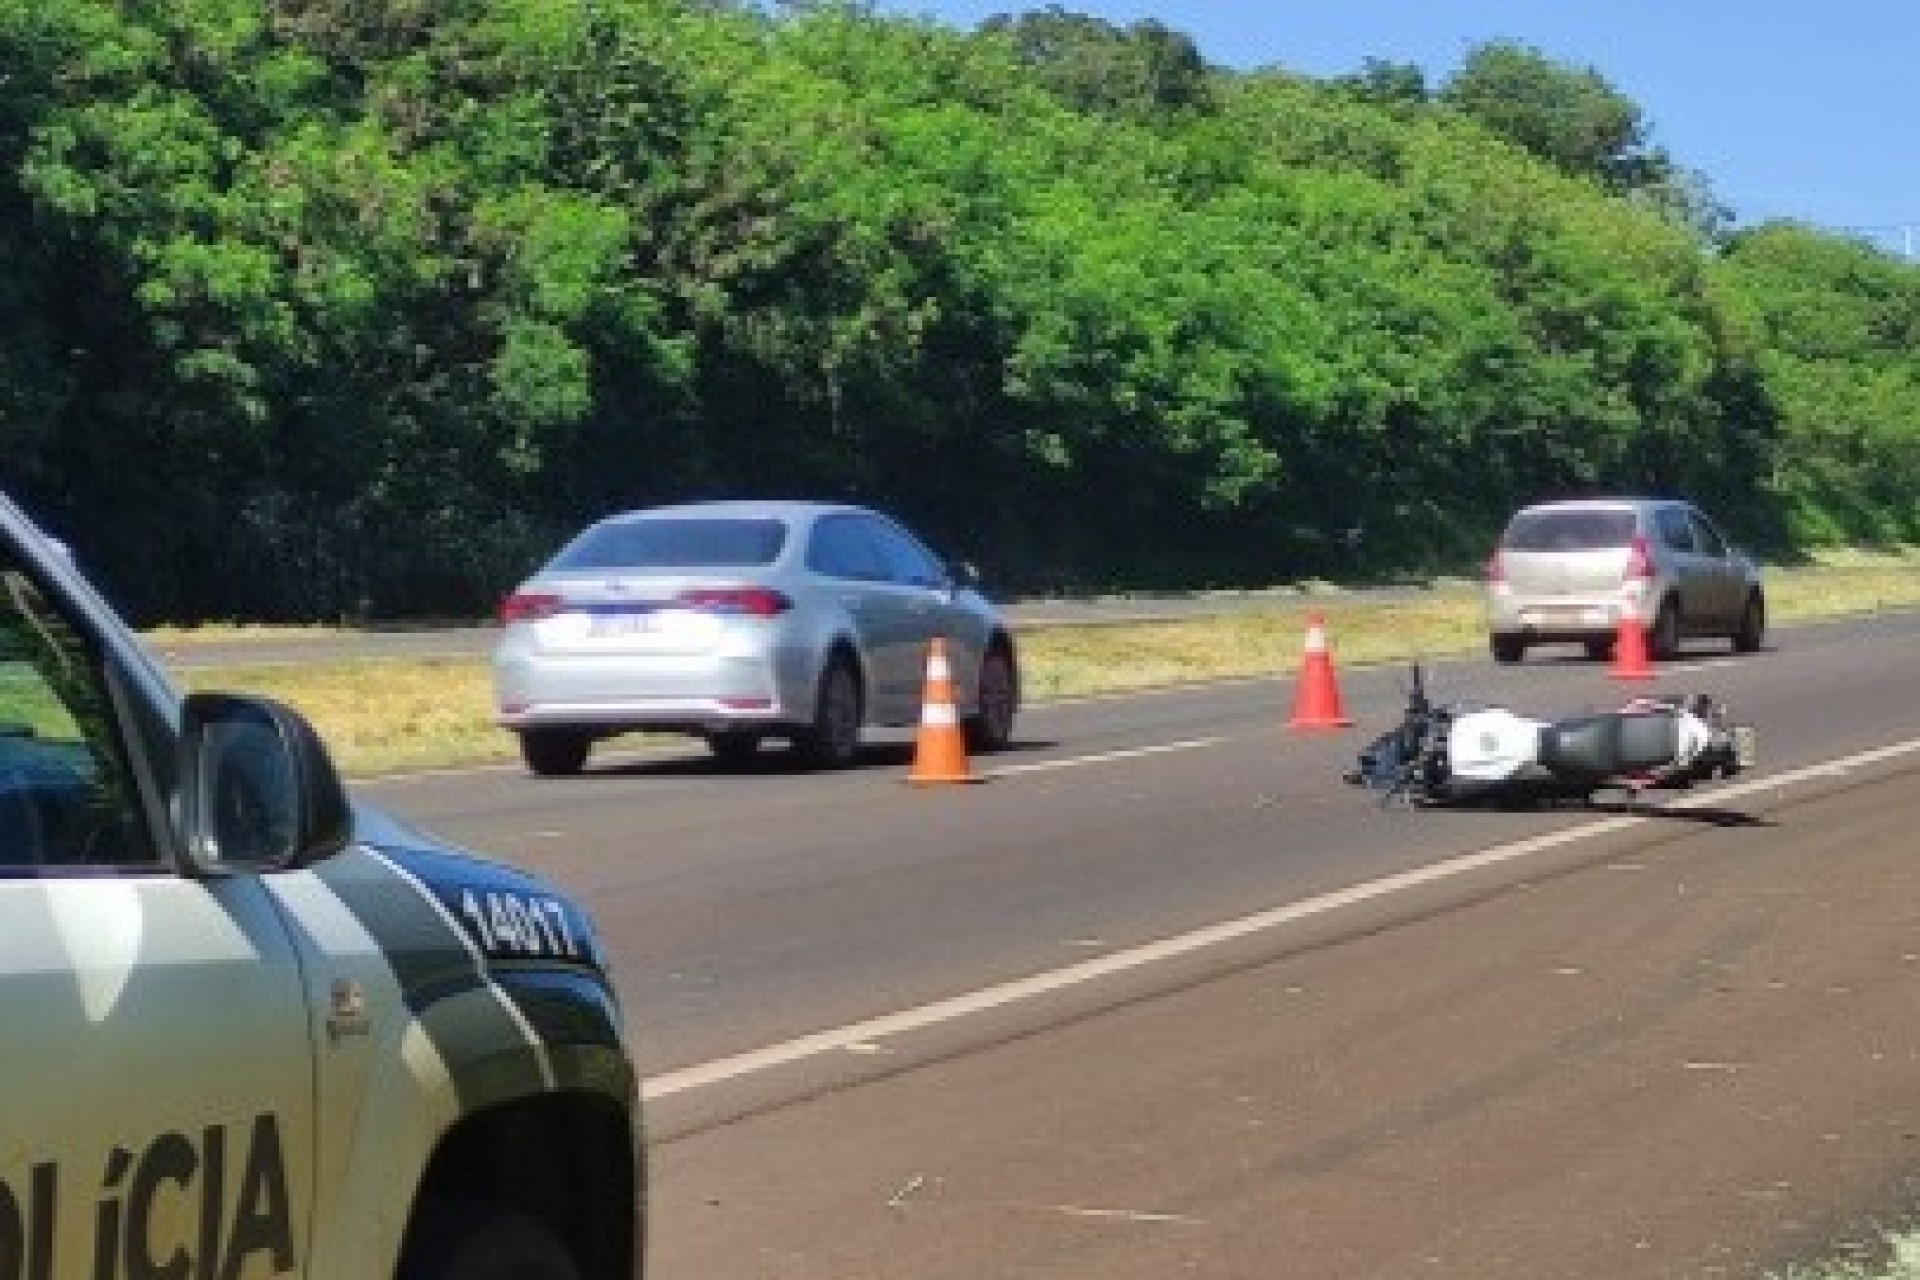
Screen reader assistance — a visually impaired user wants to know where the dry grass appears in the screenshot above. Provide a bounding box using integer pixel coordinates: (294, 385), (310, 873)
(166, 555), (1920, 777)
(174, 657), (500, 776)
(1019, 590), (1489, 702)
(1770, 1231), (1920, 1280)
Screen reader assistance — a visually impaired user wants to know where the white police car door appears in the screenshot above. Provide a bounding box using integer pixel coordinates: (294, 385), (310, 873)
(0, 555), (315, 1278)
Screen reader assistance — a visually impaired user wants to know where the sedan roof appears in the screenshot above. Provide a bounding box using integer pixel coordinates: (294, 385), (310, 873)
(597, 499), (878, 524)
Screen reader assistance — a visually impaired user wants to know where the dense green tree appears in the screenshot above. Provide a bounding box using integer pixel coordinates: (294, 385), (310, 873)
(1714, 223), (1920, 542)
(980, 4), (1214, 119)
(1441, 41), (1666, 194)
(1331, 58), (1429, 109)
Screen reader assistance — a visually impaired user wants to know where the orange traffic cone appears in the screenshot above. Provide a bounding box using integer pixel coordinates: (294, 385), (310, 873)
(908, 637), (983, 785)
(1287, 611), (1353, 730)
(1609, 600), (1656, 681)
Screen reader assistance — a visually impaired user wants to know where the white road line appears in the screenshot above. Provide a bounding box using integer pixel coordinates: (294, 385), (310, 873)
(643, 734), (1920, 1100)
(1663, 656), (1740, 675)
(983, 737), (1226, 778)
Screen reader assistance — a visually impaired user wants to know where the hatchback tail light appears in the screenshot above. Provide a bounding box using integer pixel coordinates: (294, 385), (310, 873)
(1623, 534), (1655, 586)
(676, 587), (792, 618)
(499, 591), (564, 623)
(1484, 547), (1506, 586)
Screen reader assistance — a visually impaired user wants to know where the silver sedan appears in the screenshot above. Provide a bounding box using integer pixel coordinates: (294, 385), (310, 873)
(493, 500), (1020, 775)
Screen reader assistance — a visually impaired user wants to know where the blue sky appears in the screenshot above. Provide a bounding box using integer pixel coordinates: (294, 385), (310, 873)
(871, 1), (1919, 248)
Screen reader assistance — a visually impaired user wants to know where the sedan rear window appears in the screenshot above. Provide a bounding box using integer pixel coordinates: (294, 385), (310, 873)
(551, 518), (787, 570)
(1501, 509), (1637, 552)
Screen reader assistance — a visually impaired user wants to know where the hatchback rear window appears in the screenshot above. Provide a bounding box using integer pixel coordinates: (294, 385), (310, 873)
(1501, 509), (1637, 552)
(552, 518), (788, 570)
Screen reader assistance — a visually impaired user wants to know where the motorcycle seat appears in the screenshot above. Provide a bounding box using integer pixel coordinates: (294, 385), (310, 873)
(1538, 711), (1680, 779)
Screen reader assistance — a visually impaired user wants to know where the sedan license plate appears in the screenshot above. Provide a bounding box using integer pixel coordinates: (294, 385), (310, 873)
(587, 612), (660, 638)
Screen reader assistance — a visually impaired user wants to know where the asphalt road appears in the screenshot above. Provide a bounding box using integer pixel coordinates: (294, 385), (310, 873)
(355, 613), (1920, 1279)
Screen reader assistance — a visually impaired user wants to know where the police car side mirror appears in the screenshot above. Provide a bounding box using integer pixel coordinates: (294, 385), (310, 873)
(178, 692), (353, 873)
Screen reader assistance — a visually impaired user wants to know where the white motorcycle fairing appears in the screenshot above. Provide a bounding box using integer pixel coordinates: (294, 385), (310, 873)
(1445, 707), (1553, 783)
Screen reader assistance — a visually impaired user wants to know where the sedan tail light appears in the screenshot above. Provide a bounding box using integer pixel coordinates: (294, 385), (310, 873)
(1484, 547), (1506, 585)
(499, 591), (565, 623)
(676, 587), (792, 617)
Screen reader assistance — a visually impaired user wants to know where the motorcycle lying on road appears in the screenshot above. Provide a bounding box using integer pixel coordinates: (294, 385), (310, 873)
(1344, 665), (1757, 808)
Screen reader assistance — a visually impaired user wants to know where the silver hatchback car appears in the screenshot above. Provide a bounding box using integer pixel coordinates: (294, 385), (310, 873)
(493, 500), (1020, 775)
(1484, 497), (1765, 664)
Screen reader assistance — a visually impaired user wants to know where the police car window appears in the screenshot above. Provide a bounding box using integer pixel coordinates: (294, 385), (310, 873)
(0, 560), (153, 871)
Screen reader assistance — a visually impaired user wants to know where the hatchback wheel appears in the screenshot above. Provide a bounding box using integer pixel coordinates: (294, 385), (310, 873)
(519, 728), (591, 777)
(794, 658), (861, 769)
(1649, 600), (1682, 660)
(964, 646), (1018, 753)
(1732, 592), (1766, 653)
(1584, 638), (1616, 662)
(706, 730), (762, 765)
(1490, 635), (1526, 665)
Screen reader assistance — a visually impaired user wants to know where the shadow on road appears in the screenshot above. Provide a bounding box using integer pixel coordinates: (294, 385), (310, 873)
(1587, 800), (1772, 828)
(579, 737), (1057, 780)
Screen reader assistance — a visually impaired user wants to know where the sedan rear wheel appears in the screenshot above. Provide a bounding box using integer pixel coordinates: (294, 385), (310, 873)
(1732, 592), (1766, 653)
(1490, 635), (1526, 665)
(519, 728), (591, 778)
(793, 658), (861, 769)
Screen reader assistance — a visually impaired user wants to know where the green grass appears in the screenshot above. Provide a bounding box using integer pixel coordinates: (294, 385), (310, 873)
(1771, 1230), (1920, 1280)
(160, 553), (1920, 778)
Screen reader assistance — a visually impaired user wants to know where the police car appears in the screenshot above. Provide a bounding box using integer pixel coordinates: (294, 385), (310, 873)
(0, 492), (641, 1279)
